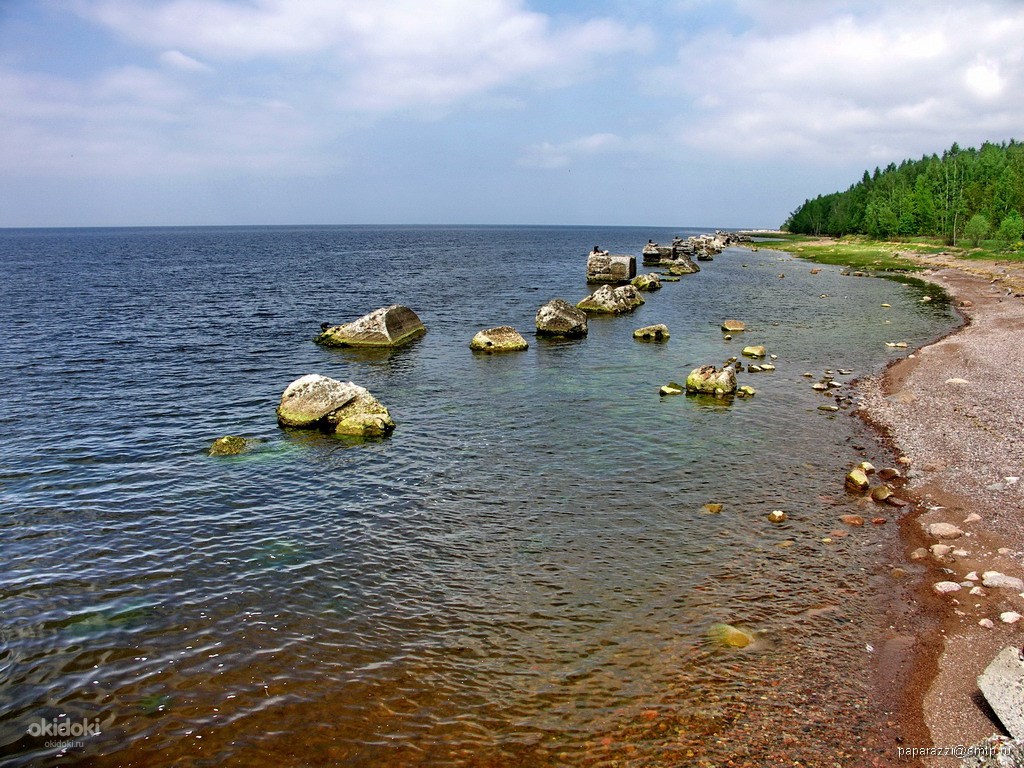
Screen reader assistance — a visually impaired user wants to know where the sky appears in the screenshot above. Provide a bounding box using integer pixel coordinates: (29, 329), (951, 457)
(2, 0), (1023, 228)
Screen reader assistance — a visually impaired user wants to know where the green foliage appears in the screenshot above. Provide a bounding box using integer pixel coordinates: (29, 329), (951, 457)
(998, 210), (1024, 243)
(964, 213), (990, 247)
(783, 140), (1024, 245)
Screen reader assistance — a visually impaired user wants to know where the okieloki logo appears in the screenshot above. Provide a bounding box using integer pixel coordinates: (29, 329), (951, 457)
(27, 716), (102, 738)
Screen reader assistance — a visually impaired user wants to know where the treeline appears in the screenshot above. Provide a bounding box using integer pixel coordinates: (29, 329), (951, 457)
(784, 140), (1024, 245)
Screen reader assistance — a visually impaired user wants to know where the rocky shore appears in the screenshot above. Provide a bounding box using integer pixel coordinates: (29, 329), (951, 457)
(856, 257), (1024, 767)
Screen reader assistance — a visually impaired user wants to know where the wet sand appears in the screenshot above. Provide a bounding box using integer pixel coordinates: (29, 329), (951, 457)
(858, 255), (1024, 767)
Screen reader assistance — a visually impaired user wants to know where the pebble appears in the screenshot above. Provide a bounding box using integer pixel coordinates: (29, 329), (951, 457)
(933, 581), (962, 594)
(979, 618), (995, 628)
(963, 513), (982, 523)
(945, 378), (970, 385)
(928, 522), (964, 540)
(767, 510), (786, 523)
(840, 514), (865, 526)
(970, 586), (986, 596)
(982, 571), (1024, 591)
(930, 544), (953, 558)
(1000, 611), (1022, 624)
(818, 405), (840, 412)
(909, 547), (929, 560)
(965, 571), (978, 581)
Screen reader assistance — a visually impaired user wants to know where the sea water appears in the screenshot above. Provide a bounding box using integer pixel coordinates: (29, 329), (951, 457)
(0, 226), (957, 766)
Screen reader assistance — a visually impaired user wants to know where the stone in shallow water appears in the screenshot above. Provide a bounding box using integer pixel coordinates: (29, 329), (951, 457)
(276, 374), (395, 437)
(208, 435), (249, 456)
(469, 326), (528, 352)
(535, 299), (588, 338)
(316, 304), (425, 348)
(708, 623), (755, 648)
(633, 324), (670, 342)
(721, 319), (746, 332)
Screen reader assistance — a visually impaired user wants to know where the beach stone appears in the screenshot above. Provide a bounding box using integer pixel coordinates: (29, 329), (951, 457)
(931, 544), (953, 558)
(978, 647), (1024, 739)
(576, 284), (645, 314)
(316, 304), (425, 348)
(971, 586), (987, 596)
(759, 363), (776, 371)
(685, 364), (737, 395)
(840, 514), (865, 526)
(933, 581), (962, 594)
(208, 435), (250, 456)
(979, 618), (996, 628)
(983, 572), (1024, 591)
(871, 485), (893, 502)
(586, 253), (636, 283)
(909, 547), (929, 560)
(818, 405), (840, 412)
(845, 468), (871, 492)
(659, 382), (684, 396)
(708, 623), (755, 648)
(964, 513), (983, 523)
(703, 503), (723, 514)
(812, 382), (829, 391)
(1001, 612), (1023, 624)
(741, 345), (767, 358)
(928, 522), (965, 540)
(631, 273), (662, 291)
(858, 461), (876, 474)
(536, 299), (588, 338)
(469, 326), (528, 352)
(878, 467), (903, 481)
(276, 375), (395, 437)
(738, 385), (756, 397)
(667, 255), (700, 275)
(721, 319), (746, 332)
(634, 324), (670, 342)
(767, 510), (786, 523)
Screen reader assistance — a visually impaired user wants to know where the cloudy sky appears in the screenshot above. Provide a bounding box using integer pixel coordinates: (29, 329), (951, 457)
(1, 0), (1021, 228)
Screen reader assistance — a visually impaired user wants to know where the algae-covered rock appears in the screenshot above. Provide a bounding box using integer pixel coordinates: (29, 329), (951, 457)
(576, 284), (645, 314)
(535, 298), (589, 338)
(685, 364), (738, 395)
(667, 255), (700, 275)
(659, 382), (684, 396)
(631, 273), (662, 291)
(208, 435), (250, 456)
(742, 345), (767, 358)
(316, 305), (425, 348)
(708, 623), (755, 648)
(276, 374), (395, 437)
(845, 468), (870, 492)
(470, 326), (528, 352)
(634, 324), (670, 342)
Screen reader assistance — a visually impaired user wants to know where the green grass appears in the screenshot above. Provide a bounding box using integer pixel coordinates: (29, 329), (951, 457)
(752, 234), (934, 271)
(958, 238), (1024, 261)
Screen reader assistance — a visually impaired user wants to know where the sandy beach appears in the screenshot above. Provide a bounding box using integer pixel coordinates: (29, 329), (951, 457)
(858, 254), (1024, 766)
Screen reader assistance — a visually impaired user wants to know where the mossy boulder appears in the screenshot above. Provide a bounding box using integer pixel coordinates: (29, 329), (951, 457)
(667, 255), (700, 275)
(631, 273), (662, 291)
(316, 305), (425, 348)
(741, 345), (767, 358)
(276, 374), (395, 437)
(685, 364), (738, 395)
(470, 326), (529, 352)
(536, 298), (588, 338)
(208, 435), (250, 456)
(576, 284), (645, 314)
(634, 324), (670, 342)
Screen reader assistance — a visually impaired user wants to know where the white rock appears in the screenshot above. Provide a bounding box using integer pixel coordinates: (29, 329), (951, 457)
(928, 522), (964, 540)
(1000, 612), (1023, 624)
(1007, 476), (1020, 485)
(963, 513), (982, 523)
(970, 587), (986, 596)
(934, 581), (962, 594)
(979, 618), (995, 628)
(966, 571), (979, 581)
(953, 549), (969, 557)
(945, 378), (970, 385)
(983, 571), (1024, 591)
(931, 544), (953, 558)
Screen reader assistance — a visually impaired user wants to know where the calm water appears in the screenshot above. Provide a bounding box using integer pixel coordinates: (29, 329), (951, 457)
(0, 226), (957, 767)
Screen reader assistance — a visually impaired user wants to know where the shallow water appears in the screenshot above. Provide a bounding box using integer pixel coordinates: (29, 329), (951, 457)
(0, 226), (957, 766)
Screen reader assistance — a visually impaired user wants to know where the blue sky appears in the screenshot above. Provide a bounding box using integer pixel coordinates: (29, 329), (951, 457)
(2, 0), (1023, 228)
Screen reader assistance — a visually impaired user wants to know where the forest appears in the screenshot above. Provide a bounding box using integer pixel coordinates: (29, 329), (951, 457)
(783, 140), (1024, 246)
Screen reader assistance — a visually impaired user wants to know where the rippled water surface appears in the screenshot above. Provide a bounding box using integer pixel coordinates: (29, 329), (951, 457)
(0, 226), (958, 766)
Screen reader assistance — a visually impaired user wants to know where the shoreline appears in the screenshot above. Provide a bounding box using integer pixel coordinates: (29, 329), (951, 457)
(858, 262), (1024, 767)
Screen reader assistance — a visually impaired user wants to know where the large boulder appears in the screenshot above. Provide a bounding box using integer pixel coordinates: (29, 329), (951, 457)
(316, 304), (425, 348)
(536, 299), (589, 338)
(470, 326), (528, 352)
(685, 364), (738, 395)
(587, 253), (636, 283)
(631, 273), (662, 291)
(667, 255), (701, 275)
(276, 374), (395, 437)
(721, 319), (746, 332)
(576, 284), (645, 314)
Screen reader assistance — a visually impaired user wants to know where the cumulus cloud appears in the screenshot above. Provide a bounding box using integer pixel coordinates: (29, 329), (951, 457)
(74, 0), (646, 111)
(655, 1), (1024, 164)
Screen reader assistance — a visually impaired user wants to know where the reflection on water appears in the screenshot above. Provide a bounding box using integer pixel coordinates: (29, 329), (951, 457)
(0, 226), (957, 766)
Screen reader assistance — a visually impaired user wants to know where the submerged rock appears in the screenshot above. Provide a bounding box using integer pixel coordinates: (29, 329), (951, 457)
(659, 382), (684, 396)
(276, 374), (395, 437)
(741, 345), (766, 358)
(208, 435), (250, 456)
(316, 304), (425, 348)
(634, 324), (670, 342)
(470, 326), (529, 352)
(708, 623), (755, 648)
(666, 255), (701, 275)
(845, 468), (870, 492)
(721, 319), (746, 332)
(587, 253), (636, 283)
(535, 299), (589, 338)
(576, 284), (645, 314)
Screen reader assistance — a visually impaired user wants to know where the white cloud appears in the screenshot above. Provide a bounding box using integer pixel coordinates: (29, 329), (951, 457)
(74, 0), (647, 111)
(653, 1), (1024, 163)
(159, 50), (213, 73)
(518, 132), (633, 168)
